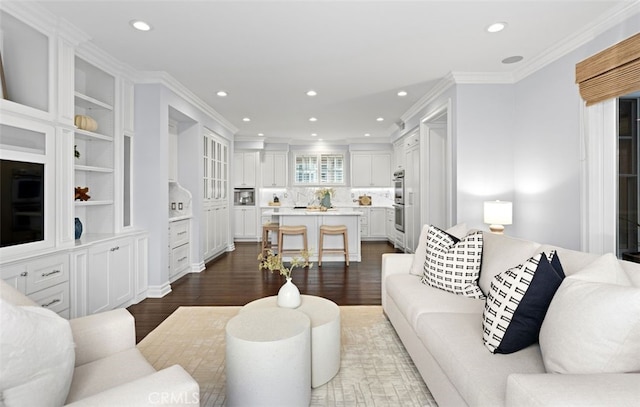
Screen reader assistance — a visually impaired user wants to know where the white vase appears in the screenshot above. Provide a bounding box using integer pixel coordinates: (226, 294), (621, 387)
(277, 277), (301, 308)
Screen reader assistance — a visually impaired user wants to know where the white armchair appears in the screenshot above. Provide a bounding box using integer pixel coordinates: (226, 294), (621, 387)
(0, 279), (199, 406)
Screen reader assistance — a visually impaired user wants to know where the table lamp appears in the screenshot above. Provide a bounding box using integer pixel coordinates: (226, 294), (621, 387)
(484, 200), (512, 234)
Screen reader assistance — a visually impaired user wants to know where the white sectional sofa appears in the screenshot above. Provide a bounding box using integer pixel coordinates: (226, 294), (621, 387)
(0, 279), (199, 406)
(382, 225), (640, 407)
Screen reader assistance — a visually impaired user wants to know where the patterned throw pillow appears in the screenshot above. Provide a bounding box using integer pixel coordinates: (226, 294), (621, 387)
(421, 226), (484, 299)
(482, 251), (565, 354)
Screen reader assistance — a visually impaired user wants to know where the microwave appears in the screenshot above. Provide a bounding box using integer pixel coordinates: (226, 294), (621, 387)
(234, 188), (255, 206)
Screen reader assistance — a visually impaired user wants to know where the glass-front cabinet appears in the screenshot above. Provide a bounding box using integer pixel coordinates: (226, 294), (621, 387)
(618, 98), (639, 258)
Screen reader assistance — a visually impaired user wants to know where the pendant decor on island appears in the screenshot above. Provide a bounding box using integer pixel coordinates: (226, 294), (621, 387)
(277, 277), (301, 308)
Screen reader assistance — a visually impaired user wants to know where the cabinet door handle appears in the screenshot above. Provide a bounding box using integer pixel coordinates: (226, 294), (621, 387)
(20, 271), (28, 277)
(110, 246), (120, 252)
(41, 269), (61, 277)
(178, 256), (188, 262)
(42, 298), (61, 308)
(177, 231), (187, 236)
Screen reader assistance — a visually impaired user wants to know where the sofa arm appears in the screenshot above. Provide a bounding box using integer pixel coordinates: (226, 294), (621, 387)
(506, 373), (640, 407)
(382, 253), (414, 279)
(65, 365), (199, 406)
(70, 308), (136, 367)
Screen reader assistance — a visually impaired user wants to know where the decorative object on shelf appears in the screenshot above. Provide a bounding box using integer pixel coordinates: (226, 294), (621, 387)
(74, 145), (80, 159)
(74, 115), (98, 132)
(75, 186), (91, 201)
(0, 51), (7, 100)
(273, 194), (279, 203)
(315, 188), (335, 211)
(74, 217), (83, 240)
(258, 249), (312, 309)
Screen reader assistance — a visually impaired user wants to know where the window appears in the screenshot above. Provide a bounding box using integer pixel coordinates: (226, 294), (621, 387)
(294, 153), (345, 185)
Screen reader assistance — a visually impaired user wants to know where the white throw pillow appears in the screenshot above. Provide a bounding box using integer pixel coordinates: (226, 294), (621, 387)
(539, 277), (640, 374)
(409, 223), (468, 276)
(569, 252), (631, 285)
(421, 226), (484, 298)
(0, 298), (75, 406)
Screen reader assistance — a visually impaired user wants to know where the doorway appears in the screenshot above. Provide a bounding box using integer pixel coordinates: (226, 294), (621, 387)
(420, 100), (453, 230)
(618, 94), (640, 258)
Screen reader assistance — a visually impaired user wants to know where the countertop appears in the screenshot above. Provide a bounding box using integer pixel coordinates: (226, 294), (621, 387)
(262, 209), (363, 216)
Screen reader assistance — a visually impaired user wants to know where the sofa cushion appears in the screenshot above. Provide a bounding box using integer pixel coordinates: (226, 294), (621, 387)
(421, 226), (484, 299)
(539, 275), (640, 374)
(409, 223), (468, 276)
(568, 252), (631, 285)
(483, 251), (565, 354)
(65, 347), (157, 403)
(386, 273), (484, 328)
(536, 244), (600, 277)
(0, 298), (75, 407)
(416, 312), (546, 407)
(479, 232), (541, 295)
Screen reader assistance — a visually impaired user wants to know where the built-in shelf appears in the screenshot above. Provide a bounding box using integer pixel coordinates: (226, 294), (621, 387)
(75, 165), (114, 173)
(74, 129), (113, 142)
(75, 200), (114, 207)
(74, 92), (114, 111)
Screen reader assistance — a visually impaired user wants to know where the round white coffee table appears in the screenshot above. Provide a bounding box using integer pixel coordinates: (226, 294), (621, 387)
(225, 307), (311, 407)
(242, 294), (341, 388)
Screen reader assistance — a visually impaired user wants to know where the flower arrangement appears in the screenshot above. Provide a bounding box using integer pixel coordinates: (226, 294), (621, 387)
(315, 187), (335, 199)
(258, 249), (312, 280)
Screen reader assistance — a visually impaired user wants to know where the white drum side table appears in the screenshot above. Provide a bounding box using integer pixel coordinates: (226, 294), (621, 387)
(225, 307), (311, 407)
(242, 294), (341, 388)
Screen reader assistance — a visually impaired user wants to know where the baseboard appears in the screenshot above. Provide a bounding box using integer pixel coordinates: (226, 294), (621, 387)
(191, 262), (205, 273)
(146, 282), (172, 298)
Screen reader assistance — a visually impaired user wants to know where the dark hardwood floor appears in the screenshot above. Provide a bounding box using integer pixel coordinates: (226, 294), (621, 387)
(127, 241), (398, 342)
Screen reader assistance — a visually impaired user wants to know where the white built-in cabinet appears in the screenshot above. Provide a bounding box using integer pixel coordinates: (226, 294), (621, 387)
(385, 208), (395, 242)
(169, 219), (190, 280)
(358, 207), (387, 240)
(203, 130), (230, 261)
(234, 151), (258, 187)
(0, 4), (147, 317)
(393, 139), (405, 171)
(350, 152), (392, 187)
(234, 207), (258, 239)
(404, 132), (421, 252)
(262, 151), (288, 187)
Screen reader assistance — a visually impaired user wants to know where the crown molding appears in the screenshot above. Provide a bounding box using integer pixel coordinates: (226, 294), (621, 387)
(512, 0), (640, 82)
(134, 70), (238, 135)
(400, 73), (456, 123)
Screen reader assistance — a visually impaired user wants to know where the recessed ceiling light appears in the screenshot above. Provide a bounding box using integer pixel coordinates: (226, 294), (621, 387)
(242, 117), (251, 122)
(258, 133), (264, 137)
(318, 139), (323, 141)
(486, 22), (507, 33)
(216, 91), (228, 97)
(306, 90), (317, 97)
(364, 133), (371, 137)
(397, 91), (408, 97)
(376, 117), (384, 122)
(130, 20), (152, 31)
(502, 55), (524, 64)
(311, 133), (318, 137)
(309, 117), (317, 122)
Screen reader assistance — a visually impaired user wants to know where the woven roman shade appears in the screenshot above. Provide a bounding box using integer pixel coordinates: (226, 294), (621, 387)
(575, 33), (640, 106)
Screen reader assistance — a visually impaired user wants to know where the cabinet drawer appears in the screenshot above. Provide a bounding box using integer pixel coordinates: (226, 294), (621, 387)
(30, 282), (70, 316)
(170, 220), (190, 248)
(171, 244), (190, 274)
(25, 254), (70, 295)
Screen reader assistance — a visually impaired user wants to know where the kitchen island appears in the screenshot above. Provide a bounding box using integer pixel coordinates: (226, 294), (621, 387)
(262, 209), (363, 263)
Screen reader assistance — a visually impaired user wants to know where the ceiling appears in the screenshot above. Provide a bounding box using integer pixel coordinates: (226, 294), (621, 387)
(33, 0), (635, 143)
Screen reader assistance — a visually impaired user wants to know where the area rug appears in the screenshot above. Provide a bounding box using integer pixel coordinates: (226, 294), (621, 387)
(137, 305), (437, 406)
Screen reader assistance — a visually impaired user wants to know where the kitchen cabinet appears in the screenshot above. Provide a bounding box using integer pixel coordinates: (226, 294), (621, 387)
(386, 208), (395, 242)
(262, 151), (288, 187)
(359, 207), (387, 240)
(351, 152), (392, 187)
(393, 139), (405, 171)
(404, 132), (421, 252)
(234, 152), (258, 187)
(234, 206), (258, 240)
(204, 203), (229, 261)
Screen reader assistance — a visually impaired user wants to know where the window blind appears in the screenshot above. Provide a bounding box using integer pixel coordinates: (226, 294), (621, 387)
(575, 33), (640, 106)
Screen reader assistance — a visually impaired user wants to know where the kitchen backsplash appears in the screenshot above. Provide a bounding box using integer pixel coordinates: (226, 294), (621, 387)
(259, 187), (394, 207)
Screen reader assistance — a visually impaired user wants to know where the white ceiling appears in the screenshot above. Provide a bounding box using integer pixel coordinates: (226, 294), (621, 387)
(33, 0), (635, 143)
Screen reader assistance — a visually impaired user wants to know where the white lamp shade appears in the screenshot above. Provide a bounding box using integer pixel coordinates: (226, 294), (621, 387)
(484, 201), (512, 225)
